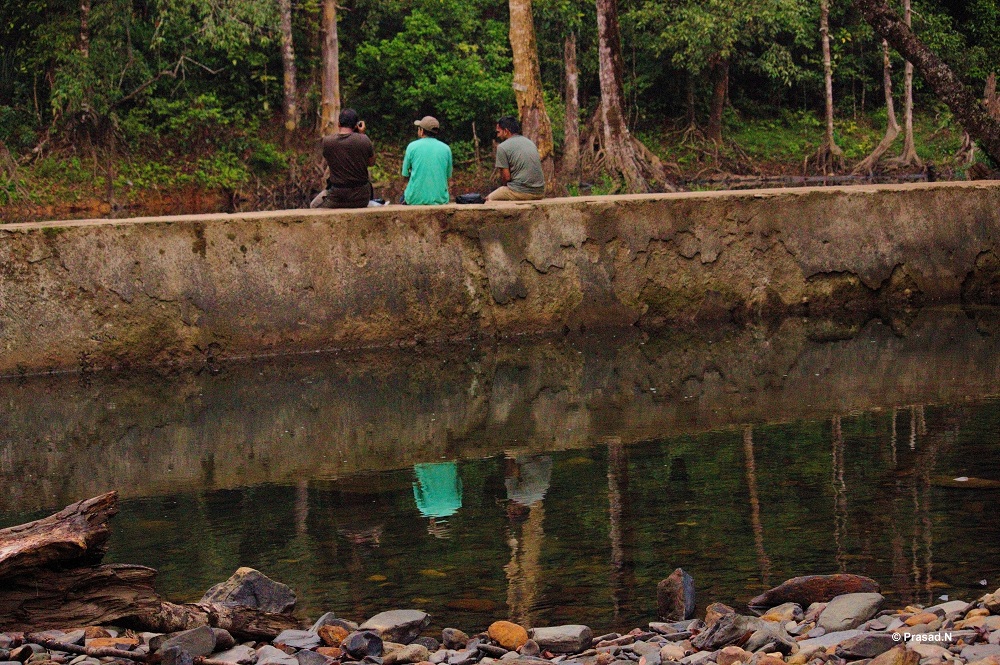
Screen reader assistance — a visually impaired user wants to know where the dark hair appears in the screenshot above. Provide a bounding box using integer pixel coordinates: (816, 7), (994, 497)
(339, 108), (361, 130)
(496, 116), (521, 134)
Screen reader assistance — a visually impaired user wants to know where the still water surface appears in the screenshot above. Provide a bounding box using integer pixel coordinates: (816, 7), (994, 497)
(3, 308), (1000, 633)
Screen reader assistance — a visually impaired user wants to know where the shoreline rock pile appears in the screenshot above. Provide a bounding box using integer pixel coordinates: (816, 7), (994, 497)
(5, 571), (1000, 665)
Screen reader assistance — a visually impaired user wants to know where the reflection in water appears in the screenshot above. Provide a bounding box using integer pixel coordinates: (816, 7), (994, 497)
(2, 309), (1000, 630)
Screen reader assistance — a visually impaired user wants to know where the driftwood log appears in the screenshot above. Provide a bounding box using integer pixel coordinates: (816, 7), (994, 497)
(0, 492), (299, 637)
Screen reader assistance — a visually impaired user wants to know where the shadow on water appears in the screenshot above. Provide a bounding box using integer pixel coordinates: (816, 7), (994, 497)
(3, 307), (1000, 631)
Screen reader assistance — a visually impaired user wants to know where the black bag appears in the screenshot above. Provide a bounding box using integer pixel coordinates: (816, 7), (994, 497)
(456, 193), (486, 204)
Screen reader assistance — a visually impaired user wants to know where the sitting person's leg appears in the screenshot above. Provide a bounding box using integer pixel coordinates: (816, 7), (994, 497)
(486, 186), (542, 202)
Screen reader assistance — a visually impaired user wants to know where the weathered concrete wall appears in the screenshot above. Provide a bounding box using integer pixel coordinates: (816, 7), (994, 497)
(2, 182), (1000, 374)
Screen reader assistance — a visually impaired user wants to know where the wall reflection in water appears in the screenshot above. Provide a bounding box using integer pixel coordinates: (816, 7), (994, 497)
(2, 308), (1000, 631)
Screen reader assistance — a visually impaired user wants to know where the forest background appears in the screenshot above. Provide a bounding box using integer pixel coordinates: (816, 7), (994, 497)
(1, 0), (998, 220)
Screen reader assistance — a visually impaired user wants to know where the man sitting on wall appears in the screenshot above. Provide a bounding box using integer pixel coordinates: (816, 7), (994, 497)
(486, 116), (545, 202)
(310, 108), (376, 209)
(401, 116), (453, 205)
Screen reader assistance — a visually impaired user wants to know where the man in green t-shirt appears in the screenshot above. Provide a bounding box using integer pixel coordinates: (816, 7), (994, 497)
(401, 116), (453, 205)
(486, 115), (545, 202)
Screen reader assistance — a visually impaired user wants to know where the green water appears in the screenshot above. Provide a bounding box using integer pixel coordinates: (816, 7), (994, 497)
(2, 308), (1000, 633)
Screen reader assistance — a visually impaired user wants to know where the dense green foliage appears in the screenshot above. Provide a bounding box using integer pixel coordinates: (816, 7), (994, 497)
(1, 0), (998, 208)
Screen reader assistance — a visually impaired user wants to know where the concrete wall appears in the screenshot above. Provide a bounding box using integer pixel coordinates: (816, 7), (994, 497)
(2, 182), (1000, 374)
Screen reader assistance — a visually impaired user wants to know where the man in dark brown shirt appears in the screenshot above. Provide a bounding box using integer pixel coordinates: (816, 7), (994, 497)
(310, 108), (376, 209)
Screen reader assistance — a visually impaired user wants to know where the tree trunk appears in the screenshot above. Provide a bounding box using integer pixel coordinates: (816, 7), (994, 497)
(595, 0), (671, 192)
(895, 0), (922, 167)
(79, 0), (90, 60)
(278, 0), (298, 133)
(853, 0), (1000, 166)
(509, 0), (555, 192)
(319, 0), (340, 135)
(853, 40), (900, 174)
(706, 56), (729, 145)
(562, 31), (580, 181)
(817, 0), (845, 172)
(685, 74), (697, 134)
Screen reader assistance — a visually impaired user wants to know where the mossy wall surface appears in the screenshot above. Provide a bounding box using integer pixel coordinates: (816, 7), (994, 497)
(2, 182), (999, 374)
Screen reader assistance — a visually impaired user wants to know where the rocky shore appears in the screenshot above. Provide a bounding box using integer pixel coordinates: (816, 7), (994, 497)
(5, 568), (1000, 665)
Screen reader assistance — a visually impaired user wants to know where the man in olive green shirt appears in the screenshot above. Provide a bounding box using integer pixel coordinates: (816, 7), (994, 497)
(401, 116), (453, 205)
(486, 115), (545, 202)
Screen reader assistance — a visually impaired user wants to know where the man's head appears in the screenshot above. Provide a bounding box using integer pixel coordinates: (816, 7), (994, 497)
(339, 108), (361, 131)
(496, 115), (521, 140)
(414, 115), (440, 137)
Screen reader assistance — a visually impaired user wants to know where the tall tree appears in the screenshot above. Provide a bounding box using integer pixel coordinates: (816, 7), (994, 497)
(894, 0), (922, 167)
(593, 0), (669, 192)
(563, 31), (581, 180)
(853, 0), (1000, 166)
(509, 0), (555, 190)
(854, 40), (900, 174)
(320, 0), (340, 135)
(278, 0), (298, 133)
(815, 0), (845, 172)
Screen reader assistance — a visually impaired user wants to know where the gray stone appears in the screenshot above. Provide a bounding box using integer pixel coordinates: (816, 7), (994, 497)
(157, 627), (217, 658)
(384, 644), (431, 665)
(924, 601), (971, 617)
(212, 630), (237, 653)
(795, 630), (865, 650)
(630, 641), (661, 665)
(275, 631), (321, 650)
(344, 632), (385, 659)
(310, 613), (340, 633)
(960, 645), (1000, 662)
(835, 633), (898, 659)
(648, 624), (677, 636)
(162, 647), (194, 665)
(361, 610), (432, 645)
(448, 649), (478, 665)
(658, 569), (696, 621)
(430, 650), (449, 664)
(214, 645), (258, 664)
(531, 626), (594, 654)
(443, 629), (469, 650)
(679, 652), (714, 665)
(296, 651), (336, 665)
(415, 637), (439, 652)
(818, 594), (885, 632)
(519, 641), (540, 658)
(201, 567), (297, 615)
(659, 644), (686, 662)
(256, 646), (298, 665)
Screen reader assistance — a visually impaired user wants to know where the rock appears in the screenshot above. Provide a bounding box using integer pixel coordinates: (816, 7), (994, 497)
(961, 646), (1000, 662)
(519, 642), (540, 658)
(201, 568), (297, 615)
(659, 645), (686, 662)
(869, 646), (918, 665)
(319, 625), (350, 647)
(630, 640), (661, 665)
(429, 654), (448, 665)
(384, 645), (431, 665)
(835, 633), (898, 659)
(818, 594), (885, 632)
(750, 576), (881, 610)
(212, 630), (236, 653)
(707, 604), (736, 627)
(648, 624), (677, 636)
(924, 601), (970, 617)
(162, 647), (194, 665)
(967, 657), (1000, 665)
(907, 645), (952, 661)
(256, 646), (298, 665)
(531, 627), (593, 654)
(906, 614), (938, 627)
(316, 649), (342, 659)
(745, 626), (796, 656)
(489, 622), (530, 651)
(761, 604), (803, 624)
(84, 628), (111, 640)
(361, 611), (432, 645)
(344, 632), (385, 659)
(213, 645), (257, 665)
(679, 652), (714, 665)
(692, 613), (764, 650)
(981, 590), (1000, 614)
(443, 630), (470, 650)
(275, 631), (321, 650)
(156, 627), (217, 658)
(296, 652), (336, 665)
(717, 646), (751, 665)
(414, 638), (439, 652)
(756, 655), (785, 665)
(795, 630), (865, 650)
(658, 569), (696, 621)
(311, 613), (341, 632)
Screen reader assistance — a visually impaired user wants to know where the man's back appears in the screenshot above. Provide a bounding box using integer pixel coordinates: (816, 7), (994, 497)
(496, 135), (544, 195)
(402, 137), (453, 205)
